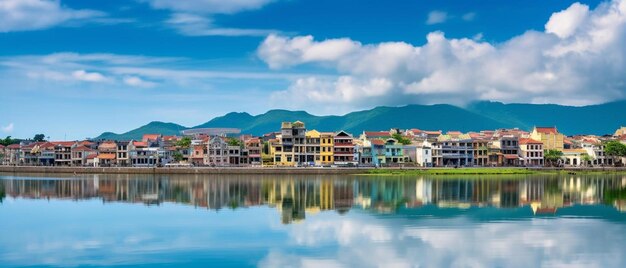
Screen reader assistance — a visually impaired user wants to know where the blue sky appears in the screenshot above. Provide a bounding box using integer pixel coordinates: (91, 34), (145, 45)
(2, 0), (624, 140)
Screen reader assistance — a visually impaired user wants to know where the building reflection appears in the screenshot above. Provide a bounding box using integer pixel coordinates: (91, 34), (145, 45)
(2, 174), (626, 223)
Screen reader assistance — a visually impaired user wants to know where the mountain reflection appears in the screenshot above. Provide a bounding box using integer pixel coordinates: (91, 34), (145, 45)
(2, 174), (626, 223)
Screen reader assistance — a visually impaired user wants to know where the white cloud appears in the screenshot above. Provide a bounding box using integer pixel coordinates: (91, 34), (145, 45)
(258, 0), (626, 110)
(1, 123), (14, 133)
(259, 216), (626, 268)
(123, 76), (157, 88)
(144, 0), (274, 15)
(462, 12), (477, 21)
(426, 10), (448, 25)
(0, 0), (104, 32)
(143, 0), (277, 36)
(165, 13), (275, 36)
(545, 3), (590, 38)
(72, 70), (107, 82)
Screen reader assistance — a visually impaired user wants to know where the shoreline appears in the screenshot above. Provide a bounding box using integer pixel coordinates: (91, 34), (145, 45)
(1, 166), (626, 175)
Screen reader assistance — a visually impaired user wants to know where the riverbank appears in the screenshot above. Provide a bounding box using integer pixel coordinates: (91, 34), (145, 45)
(1, 166), (626, 176)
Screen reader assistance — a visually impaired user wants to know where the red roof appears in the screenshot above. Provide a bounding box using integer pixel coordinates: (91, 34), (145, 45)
(423, 130), (442, 135)
(246, 138), (260, 143)
(564, 139), (573, 145)
(447, 131), (462, 135)
(78, 140), (93, 146)
(364, 131), (390, 137)
(163, 135), (178, 141)
(535, 127), (558, 134)
(72, 145), (94, 152)
(133, 141), (148, 147)
(504, 154), (520, 160)
(7, 144), (20, 149)
(86, 154), (98, 160)
(519, 138), (542, 145)
(97, 153), (116, 160)
(143, 134), (160, 141)
(51, 141), (76, 147)
(370, 139), (385, 146)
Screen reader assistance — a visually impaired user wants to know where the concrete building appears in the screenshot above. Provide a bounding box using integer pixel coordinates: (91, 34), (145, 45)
(519, 138), (544, 166)
(71, 145), (96, 166)
(320, 132), (334, 165)
(531, 127), (564, 150)
(116, 141), (130, 167)
(52, 141), (75, 166)
(333, 131), (356, 166)
(492, 135), (521, 166)
(432, 134), (474, 167)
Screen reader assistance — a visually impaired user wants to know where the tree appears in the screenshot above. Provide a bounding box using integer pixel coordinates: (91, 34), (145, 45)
(227, 137), (243, 147)
(0, 136), (13, 146)
(581, 153), (593, 167)
(172, 151), (184, 162)
(604, 141), (626, 166)
(544, 149), (564, 167)
(392, 133), (412, 145)
(33, 134), (46, 142)
(175, 137), (192, 148)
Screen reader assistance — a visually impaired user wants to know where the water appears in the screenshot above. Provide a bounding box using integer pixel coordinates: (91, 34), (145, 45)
(1, 173), (626, 267)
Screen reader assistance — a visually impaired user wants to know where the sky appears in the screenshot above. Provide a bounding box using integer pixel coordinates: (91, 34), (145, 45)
(2, 0), (625, 140)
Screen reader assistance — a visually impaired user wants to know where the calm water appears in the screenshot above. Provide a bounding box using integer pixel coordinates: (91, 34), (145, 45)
(1, 173), (626, 267)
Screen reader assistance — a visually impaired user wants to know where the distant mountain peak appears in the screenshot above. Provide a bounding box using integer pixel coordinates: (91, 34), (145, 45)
(95, 101), (626, 140)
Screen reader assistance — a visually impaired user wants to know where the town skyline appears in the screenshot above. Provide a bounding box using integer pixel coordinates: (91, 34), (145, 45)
(2, 0), (626, 139)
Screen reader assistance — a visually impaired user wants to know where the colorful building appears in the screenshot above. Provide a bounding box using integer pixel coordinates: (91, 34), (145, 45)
(531, 127), (564, 151)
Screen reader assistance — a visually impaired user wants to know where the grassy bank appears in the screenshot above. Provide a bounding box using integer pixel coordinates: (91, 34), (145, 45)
(362, 168), (626, 176)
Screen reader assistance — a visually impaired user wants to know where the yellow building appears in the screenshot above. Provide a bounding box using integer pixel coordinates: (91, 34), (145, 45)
(531, 126), (564, 151)
(320, 132), (334, 165)
(305, 130), (322, 166)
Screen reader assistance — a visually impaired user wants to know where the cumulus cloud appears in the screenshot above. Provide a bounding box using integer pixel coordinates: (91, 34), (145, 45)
(545, 3), (590, 38)
(259, 216), (626, 268)
(123, 76), (157, 88)
(426, 10), (448, 25)
(1, 123), (14, 133)
(259, 0), (626, 110)
(72, 70), (107, 82)
(0, 0), (104, 32)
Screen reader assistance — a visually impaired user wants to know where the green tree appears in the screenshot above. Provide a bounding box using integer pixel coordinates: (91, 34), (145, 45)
(581, 153), (593, 167)
(172, 151), (184, 162)
(227, 137), (243, 147)
(0, 136), (13, 146)
(175, 137), (192, 148)
(604, 141), (626, 166)
(544, 149), (564, 167)
(392, 133), (412, 145)
(33, 134), (46, 142)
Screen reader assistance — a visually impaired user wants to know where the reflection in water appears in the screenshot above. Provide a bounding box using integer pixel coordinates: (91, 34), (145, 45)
(3, 174), (626, 267)
(2, 174), (626, 223)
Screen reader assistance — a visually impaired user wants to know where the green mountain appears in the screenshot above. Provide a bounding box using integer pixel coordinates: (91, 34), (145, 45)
(465, 100), (626, 135)
(95, 101), (626, 140)
(95, 121), (188, 141)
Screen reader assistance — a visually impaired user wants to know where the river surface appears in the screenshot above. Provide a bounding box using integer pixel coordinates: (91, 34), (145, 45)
(1, 173), (626, 267)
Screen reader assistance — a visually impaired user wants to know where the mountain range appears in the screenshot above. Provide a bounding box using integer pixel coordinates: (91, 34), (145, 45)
(95, 100), (626, 140)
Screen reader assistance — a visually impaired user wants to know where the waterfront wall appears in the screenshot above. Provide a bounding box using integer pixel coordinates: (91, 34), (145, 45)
(0, 166), (370, 175)
(1, 166), (626, 175)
